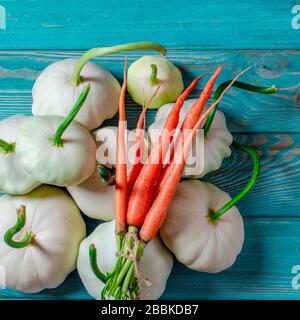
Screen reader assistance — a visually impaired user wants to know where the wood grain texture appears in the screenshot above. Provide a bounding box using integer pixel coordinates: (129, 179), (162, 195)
(1, 217), (300, 300)
(0, 133), (298, 216)
(0, 50), (299, 133)
(0, 51), (299, 216)
(206, 133), (300, 217)
(0, 0), (298, 49)
(0, 8), (298, 299)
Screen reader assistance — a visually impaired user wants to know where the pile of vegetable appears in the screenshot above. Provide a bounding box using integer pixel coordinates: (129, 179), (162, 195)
(0, 41), (278, 299)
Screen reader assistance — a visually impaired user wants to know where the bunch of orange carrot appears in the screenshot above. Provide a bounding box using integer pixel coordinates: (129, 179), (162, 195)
(101, 59), (249, 300)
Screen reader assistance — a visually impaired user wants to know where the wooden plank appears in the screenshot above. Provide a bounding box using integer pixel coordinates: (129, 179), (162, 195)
(0, 132), (299, 215)
(206, 133), (300, 217)
(165, 217), (300, 300)
(0, 50), (299, 133)
(0, 1), (298, 49)
(0, 46), (298, 299)
(1, 217), (300, 299)
(0, 53), (299, 216)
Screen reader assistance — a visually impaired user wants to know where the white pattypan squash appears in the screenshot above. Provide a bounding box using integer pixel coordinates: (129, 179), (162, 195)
(0, 185), (86, 293)
(68, 170), (115, 221)
(16, 85), (97, 187)
(32, 42), (166, 130)
(68, 126), (148, 220)
(160, 180), (244, 273)
(127, 55), (184, 108)
(16, 116), (96, 187)
(77, 220), (173, 300)
(0, 116), (41, 194)
(32, 59), (121, 131)
(148, 99), (233, 177)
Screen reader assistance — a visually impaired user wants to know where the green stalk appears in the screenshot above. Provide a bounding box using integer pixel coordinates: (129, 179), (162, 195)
(110, 259), (133, 295)
(0, 139), (15, 154)
(109, 228), (137, 295)
(51, 84), (90, 147)
(89, 244), (107, 283)
(101, 233), (125, 299)
(70, 42), (167, 86)
(149, 64), (159, 85)
(110, 240), (145, 298)
(203, 81), (278, 136)
(97, 165), (116, 184)
(4, 206), (34, 249)
(98, 165), (111, 182)
(116, 233), (123, 252)
(210, 141), (260, 221)
(121, 264), (135, 296)
(101, 226), (145, 299)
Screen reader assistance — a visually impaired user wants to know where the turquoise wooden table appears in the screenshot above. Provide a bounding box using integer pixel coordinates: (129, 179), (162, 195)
(0, 0), (300, 300)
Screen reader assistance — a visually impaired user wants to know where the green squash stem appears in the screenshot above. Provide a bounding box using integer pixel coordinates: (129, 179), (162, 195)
(4, 206), (34, 249)
(89, 244), (107, 283)
(149, 64), (159, 85)
(210, 141), (260, 221)
(0, 139), (15, 154)
(203, 81), (278, 136)
(70, 42), (166, 86)
(51, 84), (90, 147)
(97, 165), (116, 185)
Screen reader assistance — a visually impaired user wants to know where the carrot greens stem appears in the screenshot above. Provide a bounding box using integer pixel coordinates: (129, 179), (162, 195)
(111, 259), (133, 295)
(101, 233), (125, 299)
(122, 264), (135, 295)
(101, 226), (146, 300)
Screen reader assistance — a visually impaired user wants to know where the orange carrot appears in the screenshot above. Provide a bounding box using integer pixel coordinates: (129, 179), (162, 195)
(154, 67), (222, 196)
(181, 66), (222, 130)
(126, 73), (208, 227)
(115, 58), (128, 233)
(140, 67), (250, 241)
(127, 86), (160, 196)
